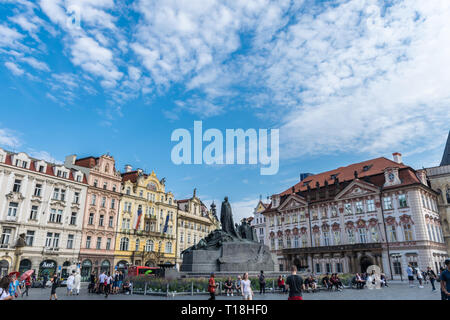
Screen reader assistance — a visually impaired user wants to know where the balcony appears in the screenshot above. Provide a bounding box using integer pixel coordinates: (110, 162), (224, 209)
(6, 215), (17, 222)
(0, 244), (9, 249)
(43, 247), (60, 254)
(281, 242), (382, 255)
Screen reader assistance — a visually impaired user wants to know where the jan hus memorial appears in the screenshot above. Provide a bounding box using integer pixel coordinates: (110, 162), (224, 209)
(181, 197), (276, 272)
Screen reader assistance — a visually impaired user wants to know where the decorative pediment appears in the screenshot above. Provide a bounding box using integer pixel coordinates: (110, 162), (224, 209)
(335, 180), (378, 200)
(5, 191), (25, 202)
(49, 200), (65, 208)
(278, 193), (307, 211)
(71, 204), (81, 211)
(30, 196), (42, 204)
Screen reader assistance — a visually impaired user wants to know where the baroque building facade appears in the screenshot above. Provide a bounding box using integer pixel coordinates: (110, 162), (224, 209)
(114, 166), (177, 271)
(250, 198), (269, 245)
(262, 154), (448, 278)
(176, 189), (219, 267)
(426, 130), (450, 255)
(64, 154), (121, 280)
(0, 149), (88, 278)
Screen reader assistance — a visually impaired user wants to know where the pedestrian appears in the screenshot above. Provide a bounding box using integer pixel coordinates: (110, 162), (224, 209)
(42, 273), (48, 289)
(21, 275), (31, 297)
(416, 267), (424, 288)
(98, 271), (106, 294)
(74, 271), (81, 295)
(0, 276), (13, 300)
(104, 272), (112, 298)
(406, 264), (414, 287)
(118, 271), (124, 293)
(9, 274), (21, 298)
(258, 270), (265, 294)
(50, 273), (59, 300)
(440, 259), (450, 300)
(285, 265), (304, 300)
(88, 271), (96, 293)
(241, 272), (253, 300)
(426, 266), (437, 292)
(207, 272), (217, 300)
(66, 271), (75, 296)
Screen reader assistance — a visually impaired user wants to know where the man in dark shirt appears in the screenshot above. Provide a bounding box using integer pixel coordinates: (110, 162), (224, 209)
(285, 265), (303, 300)
(441, 259), (450, 300)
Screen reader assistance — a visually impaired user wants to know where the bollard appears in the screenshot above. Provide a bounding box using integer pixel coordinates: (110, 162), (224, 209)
(166, 283), (169, 297)
(272, 279), (275, 292)
(144, 282), (147, 295)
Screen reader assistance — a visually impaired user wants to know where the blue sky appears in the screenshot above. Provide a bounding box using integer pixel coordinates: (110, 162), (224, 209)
(1, 0), (449, 220)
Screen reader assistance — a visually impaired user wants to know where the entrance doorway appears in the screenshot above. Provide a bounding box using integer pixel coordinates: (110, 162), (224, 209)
(359, 256), (374, 273)
(19, 259), (32, 274)
(81, 259), (92, 281)
(0, 260), (9, 277)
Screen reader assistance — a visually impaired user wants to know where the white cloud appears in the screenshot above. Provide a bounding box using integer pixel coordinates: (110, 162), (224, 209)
(20, 56), (50, 71)
(0, 128), (21, 148)
(28, 150), (62, 164)
(4, 61), (25, 76)
(0, 24), (24, 48)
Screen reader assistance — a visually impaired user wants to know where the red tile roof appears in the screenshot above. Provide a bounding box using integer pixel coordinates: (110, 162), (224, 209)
(74, 156), (98, 168)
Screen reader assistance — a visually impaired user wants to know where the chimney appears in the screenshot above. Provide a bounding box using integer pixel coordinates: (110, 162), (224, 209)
(392, 152), (402, 164)
(124, 164), (132, 173)
(64, 155), (76, 166)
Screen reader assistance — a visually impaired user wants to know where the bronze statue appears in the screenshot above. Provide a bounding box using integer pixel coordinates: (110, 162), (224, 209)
(15, 233), (27, 248)
(220, 197), (240, 238)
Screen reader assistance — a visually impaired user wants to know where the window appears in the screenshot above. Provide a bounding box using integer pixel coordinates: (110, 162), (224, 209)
(56, 210), (63, 223)
(347, 229), (355, 244)
(111, 199), (115, 209)
(45, 233), (59, 248)
(49, 209), (56, 222)
(388, 225), (397, 242)
(126, 187), (131, 195)
(120, 238), (129, 251)
(165, 242), (172, 253)
(278, 238), (284, 249)
(96, 237), (102, 249)
(383, 197), (393, 210)
(367, 199), (375, 212)
(67, 234), (74, 249)
(331, 206), (338, 217)
(38, 165), (44, 172)
(93, 179), (98, 188)
(88, 213), (94, 225)
(333, 231), (341, 245)
(314, 233), (320, 246)
(344, 203), (352, 215)
(336, 262), (343, 273)
(74, 192), (80, 204)
(91, 194), (96, 205)
(370, 227), (379, 242)
(315, 263), (321, 273)
(29, 205), (38, 220)
(112, 185), (116, 192)
(355, 201), (363, 214)
(86, 236), (91, 248)
(34, 184), (42, 197)
(427, 224), (433, 241)
(393, 261), (402, 275)
(101, 197), (106, 208)
(70, 212), (77, 225)
(358, 228), (367, 243)
(145, 221), (150, 232)
(294, 236), (299, 247)
(286, 237), (291, 248)
(26, 230), (35, 246)
(60, 189), (66, 202)
(403, 224), (413, 241)
(106, 238), (111, 250)
(135, 239), (140, 251)
(53, 188), (60, 200)
(270, 238), (275, 249)
(302, 234), (308, 247)
(180, 233), (184, 243)
(108, 216), (113, 228)
(103, 182), (107, 190)
(99, 215), (104, 226)
(326, 263), (332, 273)
(139, 190), (143, 198)
(311, 210), (318, 220)
(398, 194), (407, 208)
(13, 179), (21, 192)
(1, 228), (11, 247)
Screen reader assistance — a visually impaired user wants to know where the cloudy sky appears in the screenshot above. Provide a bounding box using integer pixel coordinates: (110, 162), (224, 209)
(1, 0), (449, 221)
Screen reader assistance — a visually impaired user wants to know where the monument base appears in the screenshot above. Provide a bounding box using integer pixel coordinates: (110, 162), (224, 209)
(181, 241), (275, 273)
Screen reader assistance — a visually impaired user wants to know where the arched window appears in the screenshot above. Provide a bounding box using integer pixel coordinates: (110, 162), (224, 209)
(165, 242), (172, 253)
(145, 240), (153, 252)
(105, 164), (109, 173)
(135, 239), (140, 251)
(446, 187), (450, 204)
(120, 237), (129, 251)
(403, 224), (413, 241)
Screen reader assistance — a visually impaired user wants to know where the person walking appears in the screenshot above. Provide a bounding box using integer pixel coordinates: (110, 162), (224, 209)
(42, 273), (48, 289)
(50, 274), (59, 300)
(406, 264), (414, 287)
(258, 270), (266, 294)
(207, 272), (217, 300)
(98, 271), (106, 294)
(426, 267), (437, 292)
(0, 276), (13, 300)
(104, 272), (112, 298)
(88, 271), (96, 293)
(241, 272), (253, 300)
(9, 274), (21, 298)
(74, 271), (81, 295)
(21, 275), (31, 297)
(285, 265), (304, 300)
(66, 271), (75, 296)
(416, 267), (424, 288)
(440, 259), (450, 300)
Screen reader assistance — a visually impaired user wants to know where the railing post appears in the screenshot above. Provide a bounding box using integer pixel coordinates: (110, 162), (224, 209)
(144, 282), (147, 295)
(191, 281), (193, 296)
(166, 283), (169, 297)
(272, 279), (275, 292)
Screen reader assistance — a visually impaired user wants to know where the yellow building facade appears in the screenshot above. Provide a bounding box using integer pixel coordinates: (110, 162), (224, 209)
(113, 168), (177, 272)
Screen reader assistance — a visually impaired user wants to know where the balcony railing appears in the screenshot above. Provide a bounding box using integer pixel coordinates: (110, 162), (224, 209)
(0, 244), (9, 249)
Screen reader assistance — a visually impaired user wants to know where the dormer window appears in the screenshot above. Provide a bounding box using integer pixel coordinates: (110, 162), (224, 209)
(39, 165), (45, 173)
(93, 180), (98, 188)
(363, 165), (372, 172)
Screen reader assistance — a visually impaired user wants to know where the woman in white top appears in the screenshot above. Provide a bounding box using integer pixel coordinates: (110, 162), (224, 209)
(0, 276), (13, 300)
(66, 272), (75, 296)
(73, 272), (81, 295)
(241, 273), (253, 300)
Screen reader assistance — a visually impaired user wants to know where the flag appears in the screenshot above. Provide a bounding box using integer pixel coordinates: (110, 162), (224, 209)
(134, 207), (143, 230)
(163, 214), (170, 233)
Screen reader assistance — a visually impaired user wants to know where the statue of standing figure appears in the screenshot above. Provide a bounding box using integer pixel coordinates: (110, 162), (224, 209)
(220, 197), (240, 238)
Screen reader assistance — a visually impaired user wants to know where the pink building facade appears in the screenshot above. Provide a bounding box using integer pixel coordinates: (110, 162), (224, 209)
(65, 154), (121, 280)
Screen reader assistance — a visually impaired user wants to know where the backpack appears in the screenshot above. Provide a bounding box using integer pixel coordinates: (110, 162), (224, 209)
(259, 274), (265, 283)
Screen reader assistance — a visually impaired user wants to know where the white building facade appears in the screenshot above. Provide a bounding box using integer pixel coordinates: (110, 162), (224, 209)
(262, 154), (448, 279)
(0, 149), (88, 278)
(250, 199), (269, 245)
